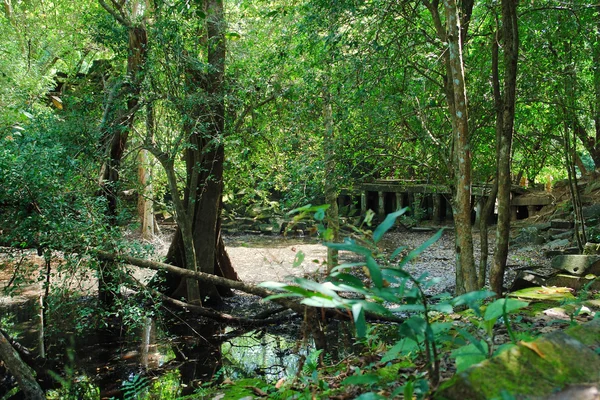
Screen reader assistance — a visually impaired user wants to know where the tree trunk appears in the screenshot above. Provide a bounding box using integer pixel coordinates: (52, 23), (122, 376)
(162, 0), (237, 304)
(323, 85), (339, 272)
(443, 0), (477, 295)
(137, 149), (154, 240)
(97, 7), (148, 306)
(490, 0), (519, 297)
(0, 330), (45, 400)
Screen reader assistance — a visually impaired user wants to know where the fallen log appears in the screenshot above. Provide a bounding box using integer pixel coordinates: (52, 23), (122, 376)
(0, 330), (45, 400)
(96, 250), (404, 324)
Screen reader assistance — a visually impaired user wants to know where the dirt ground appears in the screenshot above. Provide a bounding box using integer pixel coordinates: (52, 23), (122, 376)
(0, 224), (550, 308)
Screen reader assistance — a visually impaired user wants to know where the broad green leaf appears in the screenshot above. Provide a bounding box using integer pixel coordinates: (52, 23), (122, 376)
(341, 374), (380, 386)
(359, 300), (392, 316)
(331, 262), (366, 272)
(484, 298), (529, 322)
(366, 256), (383, 288)
(325, 239), (372, 257)
(352, 303), (367, 338)
(451, 341), (489, 373)
(452, 290), (495, 317)
(355, 391), (386, 400)
(373, 208), (408, 243)
(301, 297), (339, 308)
(430, 303), (453, 313)
(381, 338), (418, 362)
(389, 304), (425, 313)
(456, 328), (487, 354)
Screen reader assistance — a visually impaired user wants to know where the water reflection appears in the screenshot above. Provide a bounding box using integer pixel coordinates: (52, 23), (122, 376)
(0, 299), (339, 398)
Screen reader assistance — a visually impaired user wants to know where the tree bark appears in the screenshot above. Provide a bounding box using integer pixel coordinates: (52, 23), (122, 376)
(490, 0), (519, 297)
(0, 330), (45, 400)
(443, 0), (477, 294)
(163, 0), (237, 304)
(97, 2), (148, 306)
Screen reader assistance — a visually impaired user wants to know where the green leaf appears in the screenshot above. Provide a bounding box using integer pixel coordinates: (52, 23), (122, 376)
(292, 250), (305, 268)
(398, 229), (444, 268)
(352, 303), (367, 338)
(325, 239), (372, 257)
(373, 208), (408, 243)
(451, 341), (489, 373)
(354, 392), (386, 400)
(430, 302), (453, 313)
(381, 338), (418, 362)
(484, 298), (529, 322)
(389, 304), (425, 313)
(225, 32), (241, 40)
(390, 245), (407, 259)
(456, 328), (486, 354)
(341, 374), (380, 386)
(452, 290), (495, 317)
(366, 256), (383, 288)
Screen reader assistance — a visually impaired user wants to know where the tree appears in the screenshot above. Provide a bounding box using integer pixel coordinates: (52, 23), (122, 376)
(97, 0), (149, 306)
(144, 0), (238, 304)
(489, 0), (519, 296)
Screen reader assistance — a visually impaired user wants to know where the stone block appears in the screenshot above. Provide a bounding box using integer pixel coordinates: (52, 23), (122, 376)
(551, 255), (600, 275)
(543, 238), (570, 250)
(551, 219), (574, 229)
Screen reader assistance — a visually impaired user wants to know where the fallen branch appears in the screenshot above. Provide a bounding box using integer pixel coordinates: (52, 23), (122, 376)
(125, 274), (297, 327)
(95, 250), (404, 324)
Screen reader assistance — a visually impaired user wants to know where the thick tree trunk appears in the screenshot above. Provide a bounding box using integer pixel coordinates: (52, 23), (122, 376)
(0, 330), (45, 400)
(162, 0), (237, 304)
(490, 0), (519, 297)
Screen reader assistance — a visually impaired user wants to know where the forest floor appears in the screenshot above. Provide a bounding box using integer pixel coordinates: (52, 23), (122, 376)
(0, 222), (558, 307)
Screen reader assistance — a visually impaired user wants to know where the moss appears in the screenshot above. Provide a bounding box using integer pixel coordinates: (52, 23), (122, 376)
(435, 323), (600, 400)
(565, 317), (600, 347)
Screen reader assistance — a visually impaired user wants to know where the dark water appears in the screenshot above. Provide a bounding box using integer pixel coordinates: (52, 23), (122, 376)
(0, 297), (354, 399)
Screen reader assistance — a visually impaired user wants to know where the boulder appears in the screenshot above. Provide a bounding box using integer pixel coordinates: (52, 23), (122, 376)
(509, 270), (547, 292)
(435, 319), (600, 400)
(551, 255), (600, 275)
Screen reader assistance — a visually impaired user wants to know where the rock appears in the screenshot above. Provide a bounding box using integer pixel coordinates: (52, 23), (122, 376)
(543, 238), (570, 250)
(509, 270), (547, 291)
(551, 219), (574, 229)
(550, 230), (574, 241)
(435, 319), (600, 400)
(551, 255), (600, 275)
(544, 273), (600, 292)
(531, 222), (552, 231)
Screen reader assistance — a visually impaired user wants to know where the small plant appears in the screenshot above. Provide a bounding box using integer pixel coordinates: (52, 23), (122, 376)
(261, 207), (530, 398)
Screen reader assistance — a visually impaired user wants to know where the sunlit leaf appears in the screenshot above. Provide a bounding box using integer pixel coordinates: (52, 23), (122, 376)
(292, 250), (305, 268)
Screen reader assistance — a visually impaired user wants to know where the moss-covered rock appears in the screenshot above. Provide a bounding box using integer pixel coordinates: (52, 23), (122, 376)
(435, 319), (600, 399)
